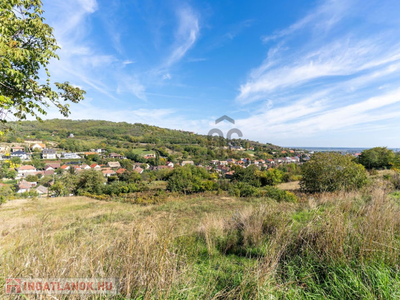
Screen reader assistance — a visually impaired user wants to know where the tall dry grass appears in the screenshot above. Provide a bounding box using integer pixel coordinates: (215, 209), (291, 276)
(2, 216), (191, 299)
(1, 182), (400, 299)
(197, 182), (400, 298)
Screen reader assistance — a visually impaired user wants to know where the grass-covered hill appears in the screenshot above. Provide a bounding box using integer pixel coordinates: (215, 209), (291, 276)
(1, 119), (295, 162)
(3, 119), (282, 148)
(2, 181), (400, 298)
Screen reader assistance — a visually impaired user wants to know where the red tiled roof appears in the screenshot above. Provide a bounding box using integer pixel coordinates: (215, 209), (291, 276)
(133, 167), (143, 173)
(102, 169), (115, 174)
(116, 168), (126, 174)
(18, 165), (36, 170)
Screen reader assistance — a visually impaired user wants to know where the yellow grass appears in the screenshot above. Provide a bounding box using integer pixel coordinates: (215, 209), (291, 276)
(277, 181), (300, 191)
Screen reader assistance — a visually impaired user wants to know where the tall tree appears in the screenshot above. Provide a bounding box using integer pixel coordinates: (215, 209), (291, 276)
(0, 0), (85, 133)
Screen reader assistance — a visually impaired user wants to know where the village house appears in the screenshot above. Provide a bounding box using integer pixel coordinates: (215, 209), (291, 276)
(17, 180), (35, 193)
(116, 168), (126, 175)
(36, 185), (48, 196)
(42, 148), (56, 159)
(44, 169), (55, 176)
(89, 148), (106, 154)
(152, 165), (172, 171)
(83, 152), (97, 156)
(230, 145), (244, 151)
(31, 143), (46, 151)
(102, 169), (116, 177)
(133, 166), (144, 174)
(60, 164), (70, 171)
(90, 163), (101, 170)
(108, 153), (123, 159)
(16, 165), (36, 178)
(62, 152), (81, 159)
(11, 146), (25, 152)
(45, 163), (61, 170)
(107, 161), (121, 169)
(11, 150), (29, 160)
(181, 160), (194, 166)
(225, 171), (235, 179)
(80, 164), (91, 170)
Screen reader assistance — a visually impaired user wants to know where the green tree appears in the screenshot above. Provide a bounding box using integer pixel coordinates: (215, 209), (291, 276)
(300, 152), (368, 193)
(359, 147), (395, 169)
(25, 174), (38, 182)
(75, 169), (105, 195)
(10, 156), (21, 165)
(0, 0), (85, 132)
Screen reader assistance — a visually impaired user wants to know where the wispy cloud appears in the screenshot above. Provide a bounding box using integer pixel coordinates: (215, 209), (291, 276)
(165, 6), (200, 67)
(261, 0), (352, 43)
(234, 0), (400, 146)
(238, 37), (400, 103)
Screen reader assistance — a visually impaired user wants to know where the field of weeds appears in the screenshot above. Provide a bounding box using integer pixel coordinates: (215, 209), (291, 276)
(1, 182), (400, 299)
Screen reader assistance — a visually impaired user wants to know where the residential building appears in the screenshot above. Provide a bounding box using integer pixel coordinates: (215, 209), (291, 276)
(90, 163), (101, 170)
(133, 167), (144, 174)
(31, 143), (46, 151)
(116, 168), (126, 174)
(62, 152), (81, 159)
(107, 161), (121, 168)
(181, 161), (194, 166)
(11, 146), (25, 152)
(42, 148), (56, 159)
(45, 163), (60, 169)
(102, 169), (116, 177)
(60, 165), (70, 171)
(11, 151), (29, 160)
(17, 181), (32, 193)
(36, 185), (48, 196)
(17, 165), (36, 177)
(108, 153), (123, 159)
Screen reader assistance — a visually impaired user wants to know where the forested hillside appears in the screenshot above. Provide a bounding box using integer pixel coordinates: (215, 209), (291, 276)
(1, 119), (292, 162)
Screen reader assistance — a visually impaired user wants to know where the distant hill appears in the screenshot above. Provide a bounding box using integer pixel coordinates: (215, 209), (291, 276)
(1, 119), (296, 162)
(2, 119), (281, 148)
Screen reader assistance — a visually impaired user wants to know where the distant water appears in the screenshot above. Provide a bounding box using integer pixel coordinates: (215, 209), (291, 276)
(290, 147), (400, 153)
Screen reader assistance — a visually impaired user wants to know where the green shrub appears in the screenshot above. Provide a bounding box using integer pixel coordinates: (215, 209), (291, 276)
(300, 152), (368, 193)
(259, 186), (297, 202)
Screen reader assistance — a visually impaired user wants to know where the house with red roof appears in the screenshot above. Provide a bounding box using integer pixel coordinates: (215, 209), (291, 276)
(116, 168), (126, 174)
(90, 163), (101, 170)
(102, 169), (116, 177)
(133, 167), (144, 174)
(17, 165), (36, 178)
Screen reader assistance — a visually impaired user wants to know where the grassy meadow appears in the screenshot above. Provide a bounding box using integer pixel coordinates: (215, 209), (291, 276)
(1, 181), (400, 299)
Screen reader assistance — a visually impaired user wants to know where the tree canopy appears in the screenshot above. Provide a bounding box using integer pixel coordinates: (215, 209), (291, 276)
(358, 147), (395, 170)
(0, 0), (85, 132)
(300, 152), (368, 193)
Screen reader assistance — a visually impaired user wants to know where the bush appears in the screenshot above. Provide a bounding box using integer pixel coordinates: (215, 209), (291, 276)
(359, 147), (395, 169)
(258, 186), (297, 202)
(300, 152), (368, 193)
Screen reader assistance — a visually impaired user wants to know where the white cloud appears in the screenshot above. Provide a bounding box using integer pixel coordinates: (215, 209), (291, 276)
(238, 37), (400, 103)
(261, 0), (352, 43)
(165, 6), (200, 67)
(162, 73), (172, 80)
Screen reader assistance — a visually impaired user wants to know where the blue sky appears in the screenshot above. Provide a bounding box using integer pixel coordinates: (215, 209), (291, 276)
(42, 0), (400, 147)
